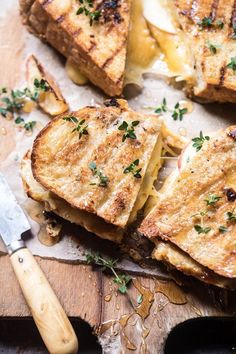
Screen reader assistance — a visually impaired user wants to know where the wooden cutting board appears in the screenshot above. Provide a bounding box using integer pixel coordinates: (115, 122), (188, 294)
(0, 4), (233, 354)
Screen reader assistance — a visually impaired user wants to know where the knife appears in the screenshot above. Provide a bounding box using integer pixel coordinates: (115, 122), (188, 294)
(0, 173), (78, 354)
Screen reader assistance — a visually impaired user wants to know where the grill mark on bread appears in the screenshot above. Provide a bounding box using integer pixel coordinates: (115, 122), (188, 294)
(219, 64), (226, 87)
(115, 73), (124, 85)
(20, 0), (131, 96)
(42, 0), (52, 7)
(201, 59), (206, 75)
(88, 41), (97, 53)
(210, 0), (220, 20)
(56, 15), (65, 24)
(72, 28), (82, 37)
(101, 40), (126, 69)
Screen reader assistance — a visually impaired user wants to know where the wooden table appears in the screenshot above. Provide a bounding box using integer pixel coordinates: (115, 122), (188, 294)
(0, 4), (231, 353)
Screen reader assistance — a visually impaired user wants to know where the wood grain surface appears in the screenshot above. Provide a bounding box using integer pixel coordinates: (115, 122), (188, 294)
(0, 3), (233, 354)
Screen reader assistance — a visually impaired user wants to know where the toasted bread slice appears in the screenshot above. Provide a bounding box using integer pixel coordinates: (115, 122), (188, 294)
(21, 150), (124, 242)
(140, 126), (236, 278)
(31, 99), (163, 229)
(26, 54), (69, 116)
(20, 0), (131, 96)
(175, 0), (236, 102)
(153, 240), (236, 289)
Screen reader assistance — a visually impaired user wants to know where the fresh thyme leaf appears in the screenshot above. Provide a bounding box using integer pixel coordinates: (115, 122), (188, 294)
(89, 162), (109, 187)
(192, 131), (210, 152)
(226, 211), (236, 222)
(204, 193), (221, 206)
(89, 161), (97, 171)
(123, 159), (142, 179)
(194, 225), (211, 234)
(114, 275), (132, 294)
(14, 116), (25, 124)
(206, 41), (221, 54)
(76, 0), (101, 26)
(155, 98), (167, 114)
(0, 87), (40, 118)
(171, 102), (188, 121)
(63, 116), (88, 138)
(34, 78), (50, 92)
(63, 116), (79, 123)
(0, 107), (7, 117)
(198, 17), (213, 28)
(137, 294), (143, 304)
(85, 251), (132, 294)
(219, 225), (228, 233)
(227, 57), (236, 73)
(118, 120), (140, 142)
(216, 19), (224, 29)
(24, 121), (36, 131)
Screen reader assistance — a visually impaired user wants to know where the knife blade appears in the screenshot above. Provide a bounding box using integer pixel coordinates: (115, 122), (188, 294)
(0, 172), (30, 248)
(0, 172), (78, 354)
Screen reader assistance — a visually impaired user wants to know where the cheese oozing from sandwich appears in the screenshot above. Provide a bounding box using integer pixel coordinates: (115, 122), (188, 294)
(125, 0), (195, 84)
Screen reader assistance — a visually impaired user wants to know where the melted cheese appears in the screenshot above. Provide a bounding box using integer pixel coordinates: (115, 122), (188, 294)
(125, 0), (195, 84)
(129, 135), (163, 223)
(148, 24), (194, 80)
(65, 58), (88, 85)
(125, 0), (161, 85)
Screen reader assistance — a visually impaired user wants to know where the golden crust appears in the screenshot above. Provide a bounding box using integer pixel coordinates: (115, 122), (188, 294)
(19, 0), (131, 96)
(175, 0), (236, 103)
(21, 150), (124, 242)
(31, 100), (163, 228)
(140, 126), (236, 278)
(153, 240), (236, 289)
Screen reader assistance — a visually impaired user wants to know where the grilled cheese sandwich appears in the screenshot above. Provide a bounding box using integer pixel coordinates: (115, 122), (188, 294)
(140, 126), (236, 279)
(21, 100), (165, 242)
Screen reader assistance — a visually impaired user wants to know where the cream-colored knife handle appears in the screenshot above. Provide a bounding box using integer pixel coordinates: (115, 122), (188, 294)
(10, 247), (78, 354)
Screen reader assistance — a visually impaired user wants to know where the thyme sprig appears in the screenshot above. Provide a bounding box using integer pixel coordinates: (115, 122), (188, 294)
(118, 120), (140, 142)
(0, 80), (50, 132)
(172, 102), (188, 121)
(198, 17), (213, 28)
(15, 116), (36, 132)
(34, 78), (50, 92)
(154, 98), (167, 114)
(204, 193), (221, 206)
(154, 99), (189, 121)
(85, 251), (132, 294)
(192, 131), (210, 152)
(227, 57), (236, 73)
(76, 0), (101, 26)
(226, 210), (236, 222)
(198, 17), (224, 30)
(194, 224), (212, 234)
(89, 161), (109, 187)
(206, 41), (221, 54)
(123, 159), (142, 179)
(63, 116), (88, 138)
(219, 225), (228, 233)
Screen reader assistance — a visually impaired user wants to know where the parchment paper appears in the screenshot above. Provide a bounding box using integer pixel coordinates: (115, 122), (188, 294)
(0, 0), (235, 276)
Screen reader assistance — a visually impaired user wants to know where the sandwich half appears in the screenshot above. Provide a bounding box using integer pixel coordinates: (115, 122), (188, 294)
(175, 0), (236, 102)
(140, 126), (236, 279)
(21, 99), (164, 242)
(20, 0), (131, 96)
